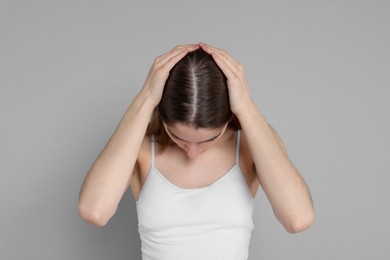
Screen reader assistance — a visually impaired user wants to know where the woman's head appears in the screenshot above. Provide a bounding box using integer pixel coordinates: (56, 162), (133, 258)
(147, 49), (240, 150)
(159, 49), (232, 128)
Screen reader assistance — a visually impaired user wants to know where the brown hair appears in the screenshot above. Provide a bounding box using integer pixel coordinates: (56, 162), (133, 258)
(146, 49), (240, 148)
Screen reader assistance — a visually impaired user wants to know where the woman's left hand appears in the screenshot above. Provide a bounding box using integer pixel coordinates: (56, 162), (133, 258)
(199, 43), (253, 115)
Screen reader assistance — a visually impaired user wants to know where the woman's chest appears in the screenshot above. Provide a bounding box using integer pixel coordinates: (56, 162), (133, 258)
(137, 165), (254, 231)
(155, 147), (236, 189)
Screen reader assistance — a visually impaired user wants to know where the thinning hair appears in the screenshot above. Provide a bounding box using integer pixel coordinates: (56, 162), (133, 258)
(147, 49), (240, 148)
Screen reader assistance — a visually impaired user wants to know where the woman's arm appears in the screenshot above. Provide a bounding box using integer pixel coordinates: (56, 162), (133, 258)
(200, 43), (314, 233)
(78, 93), (155, 226)
(236, 103), (314, 233)
(78, 44), (199, 226)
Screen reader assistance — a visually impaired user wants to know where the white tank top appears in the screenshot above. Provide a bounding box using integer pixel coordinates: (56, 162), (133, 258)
(136, 131), (255, 260)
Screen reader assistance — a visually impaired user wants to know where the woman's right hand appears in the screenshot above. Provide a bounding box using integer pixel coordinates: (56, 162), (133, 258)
(141, 44), (200, 106)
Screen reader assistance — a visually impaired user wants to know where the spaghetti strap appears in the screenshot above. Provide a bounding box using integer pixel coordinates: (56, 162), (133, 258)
(151, 135), (155, 166)
(236, 130), (241, 164)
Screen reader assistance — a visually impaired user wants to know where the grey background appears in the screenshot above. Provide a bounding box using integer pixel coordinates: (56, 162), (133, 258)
(1, 0), (389, 259)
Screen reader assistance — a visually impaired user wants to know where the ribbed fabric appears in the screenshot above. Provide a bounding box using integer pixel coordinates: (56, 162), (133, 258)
(136, 131), (254, 260)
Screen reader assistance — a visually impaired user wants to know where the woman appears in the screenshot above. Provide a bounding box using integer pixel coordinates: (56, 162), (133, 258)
(78, 43), (314, 260)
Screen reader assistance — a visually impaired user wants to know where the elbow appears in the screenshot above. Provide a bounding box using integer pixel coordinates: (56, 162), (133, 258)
(286, 218), (314, 234)
(78, 202), (112, 227)
(283, 209), (315, 234)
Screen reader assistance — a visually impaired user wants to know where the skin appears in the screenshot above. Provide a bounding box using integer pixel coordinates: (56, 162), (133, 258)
(163, 122), (229, 159)
(78, 43), (315, 233)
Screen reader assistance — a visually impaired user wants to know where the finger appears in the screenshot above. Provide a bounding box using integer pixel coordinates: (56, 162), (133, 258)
(200, 44), (242, 79)
(156, 44), (200, 73)
(156, 44), (199, 64)
(199, 43), (241, 70)
(157, 48), (190, 75)
(210, 51), (238, 80)
(156, 45), (197, 71)
(199, 43), (230, 58)
(199, 42), (220, 56)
